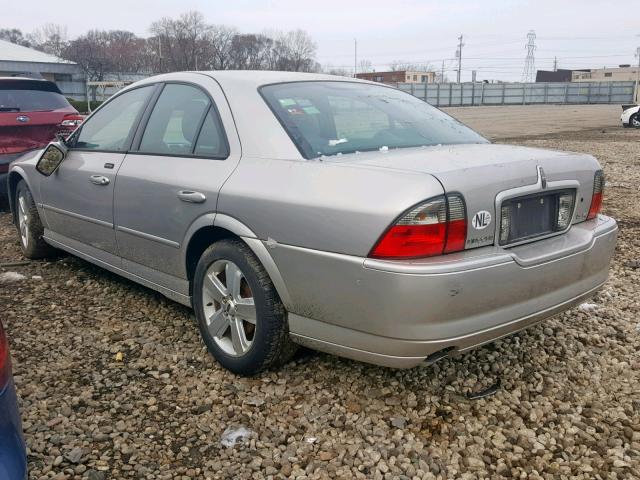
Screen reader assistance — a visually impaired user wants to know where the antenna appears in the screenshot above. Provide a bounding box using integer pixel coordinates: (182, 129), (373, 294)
(521, 30), (536, 83)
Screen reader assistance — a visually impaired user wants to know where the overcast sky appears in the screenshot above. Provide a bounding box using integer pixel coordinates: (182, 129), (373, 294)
(4, 0), (639, 81)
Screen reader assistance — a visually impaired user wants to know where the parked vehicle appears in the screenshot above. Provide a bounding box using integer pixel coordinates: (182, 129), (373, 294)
(0, 77), (83, 203)
(621, 104), (640, 128)
(7, 72), (617, 375)
(0, 319), (27, 479)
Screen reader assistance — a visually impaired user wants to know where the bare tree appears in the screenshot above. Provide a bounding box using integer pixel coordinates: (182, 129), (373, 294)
(323, 64), (351, 77)
(27, 24), (68, 56)
(389, 60), (433, 72)
(358, 59), (374, 73)
(0, 28), (30, 46)
(208, 25), (236, 70)
(149, 11), (212, 72)
(270, 30), (317, 72)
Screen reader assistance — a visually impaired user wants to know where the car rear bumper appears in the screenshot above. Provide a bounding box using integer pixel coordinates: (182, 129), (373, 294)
(0, 380), (28, 480)
(269, 215), (618, 368)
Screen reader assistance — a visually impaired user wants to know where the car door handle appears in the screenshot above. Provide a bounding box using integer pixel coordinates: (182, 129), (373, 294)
(89, 175), (110, 186)
(177, 190), (206, 203)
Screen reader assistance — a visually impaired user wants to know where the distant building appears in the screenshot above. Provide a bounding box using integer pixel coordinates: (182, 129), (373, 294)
(356, 70), (436, 85)
(0, 38), (84, 98)
(572, 65), (640, 82)
(0, 39), (151, 101)
(535, 69), (576, 82)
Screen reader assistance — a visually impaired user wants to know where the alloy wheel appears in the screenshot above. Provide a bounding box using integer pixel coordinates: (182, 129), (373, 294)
(632, 115), (640, 128)
(17, 192), (29, 248)
(201, 259), (257, 356)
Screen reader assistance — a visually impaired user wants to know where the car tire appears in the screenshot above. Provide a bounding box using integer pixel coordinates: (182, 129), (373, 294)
(193, 238), (297, 375)
(631, 113), (640, 128)
(15, 180), (57, 259)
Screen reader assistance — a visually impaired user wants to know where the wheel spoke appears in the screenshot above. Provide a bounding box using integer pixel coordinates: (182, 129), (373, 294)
(203, 272), (227, 302)
(230, 318), (250, 354)
(207, 309), (229, 338)
(235, 298), (256, 324)
(225, 262), (242, 300)
(18, 196), (26, 216)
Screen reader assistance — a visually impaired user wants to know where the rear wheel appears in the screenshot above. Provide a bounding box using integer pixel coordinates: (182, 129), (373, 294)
(631, 113), (640, 128)
(193, 239), (296, 375)
(15, 180), (56, 259)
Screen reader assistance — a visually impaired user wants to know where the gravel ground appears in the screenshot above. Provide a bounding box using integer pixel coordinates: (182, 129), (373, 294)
(1, 127), (639, 480)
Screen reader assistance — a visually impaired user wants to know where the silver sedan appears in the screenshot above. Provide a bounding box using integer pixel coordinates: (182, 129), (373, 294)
(7, 71), (617, 375)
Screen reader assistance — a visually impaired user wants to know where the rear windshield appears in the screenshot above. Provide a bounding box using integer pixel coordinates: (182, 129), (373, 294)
(0, 80), (70, 112)
(260, 81), (487, 159)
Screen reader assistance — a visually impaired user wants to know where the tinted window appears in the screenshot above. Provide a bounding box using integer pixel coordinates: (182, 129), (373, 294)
(261, 81), (487, 159)
(0, 80), (70, 112)
(139, 84), (210, 155)
(193, 108), (228, 157)
(75, 86), (153, 151)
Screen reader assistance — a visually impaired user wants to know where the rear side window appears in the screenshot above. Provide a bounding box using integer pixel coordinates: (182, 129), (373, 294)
(0, 80), (70, 112)
(193, 108), (227, 157)
(139, 84), (217, 156)
(74, 86), (153, 151)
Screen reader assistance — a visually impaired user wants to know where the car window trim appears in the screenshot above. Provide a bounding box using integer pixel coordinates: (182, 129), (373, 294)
(130, 80), (230, 161)
(67, 83), (159, 154)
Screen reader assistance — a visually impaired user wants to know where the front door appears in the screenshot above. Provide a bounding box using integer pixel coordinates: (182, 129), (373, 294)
(114, 79), (240, 288)
(40, 85), (155, 258)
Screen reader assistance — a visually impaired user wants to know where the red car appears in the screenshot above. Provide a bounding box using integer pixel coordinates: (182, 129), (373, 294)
(0, 77), (83, 202)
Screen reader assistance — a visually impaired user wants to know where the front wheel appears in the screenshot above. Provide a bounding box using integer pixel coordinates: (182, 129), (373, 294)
(193, 239), (297, 375)
(15, 180), (57, 259)
(630, 113), (640, 128)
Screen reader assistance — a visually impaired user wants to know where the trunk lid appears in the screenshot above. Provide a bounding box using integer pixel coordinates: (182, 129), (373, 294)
(326, 143), (600, 249)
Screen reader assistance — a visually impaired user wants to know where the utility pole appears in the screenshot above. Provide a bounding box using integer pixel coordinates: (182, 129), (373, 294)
(456, 34), (464, 83)
(441, 60), (445, 83)
(553, 56), (557, 72)
(635, 46), (640, 103)
(521, 30), (537, 83)
(354, 39), (357, 78)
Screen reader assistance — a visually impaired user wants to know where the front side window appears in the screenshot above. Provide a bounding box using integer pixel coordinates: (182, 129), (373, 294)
(139, 84), (211, 155)
(261, 81), (487, 159)
(74, 86), (153, 151)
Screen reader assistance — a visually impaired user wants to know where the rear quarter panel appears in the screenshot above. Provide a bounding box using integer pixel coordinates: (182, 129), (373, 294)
(217, 156), (445, 256)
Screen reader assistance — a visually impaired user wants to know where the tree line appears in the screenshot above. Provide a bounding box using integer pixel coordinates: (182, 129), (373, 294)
(0, 11), (320, 80)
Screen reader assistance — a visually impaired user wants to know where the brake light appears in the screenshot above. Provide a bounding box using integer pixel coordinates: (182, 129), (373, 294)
(59, 114), (84, 127)
(587, 170), (604, 220)
(370, 194), (467, 259)
(0, 322), (10, 390)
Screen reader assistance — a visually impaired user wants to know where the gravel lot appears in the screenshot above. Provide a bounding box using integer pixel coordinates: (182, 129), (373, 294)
(1, 125), (639, 479)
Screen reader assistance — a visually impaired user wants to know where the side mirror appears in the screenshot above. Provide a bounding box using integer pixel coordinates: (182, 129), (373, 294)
(36, 142), (67, 176)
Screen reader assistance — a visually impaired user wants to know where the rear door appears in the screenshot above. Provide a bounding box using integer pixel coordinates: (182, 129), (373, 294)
(39, 85), (155, 259)
(114, 78), (240, 287)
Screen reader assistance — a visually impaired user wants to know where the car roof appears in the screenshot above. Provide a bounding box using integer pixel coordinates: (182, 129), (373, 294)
(131, 70), (377, 93)
(201, 70), (366, 87)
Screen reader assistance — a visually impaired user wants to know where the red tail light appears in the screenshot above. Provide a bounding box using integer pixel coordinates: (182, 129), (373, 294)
(587, 170), (604, 220)
(370, 194), (467, 259)
(0, 322), (10, 389)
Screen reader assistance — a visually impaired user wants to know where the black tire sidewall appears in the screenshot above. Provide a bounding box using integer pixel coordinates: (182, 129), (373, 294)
(631, 113), (640, 128)
(193, 240), (283, 375)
